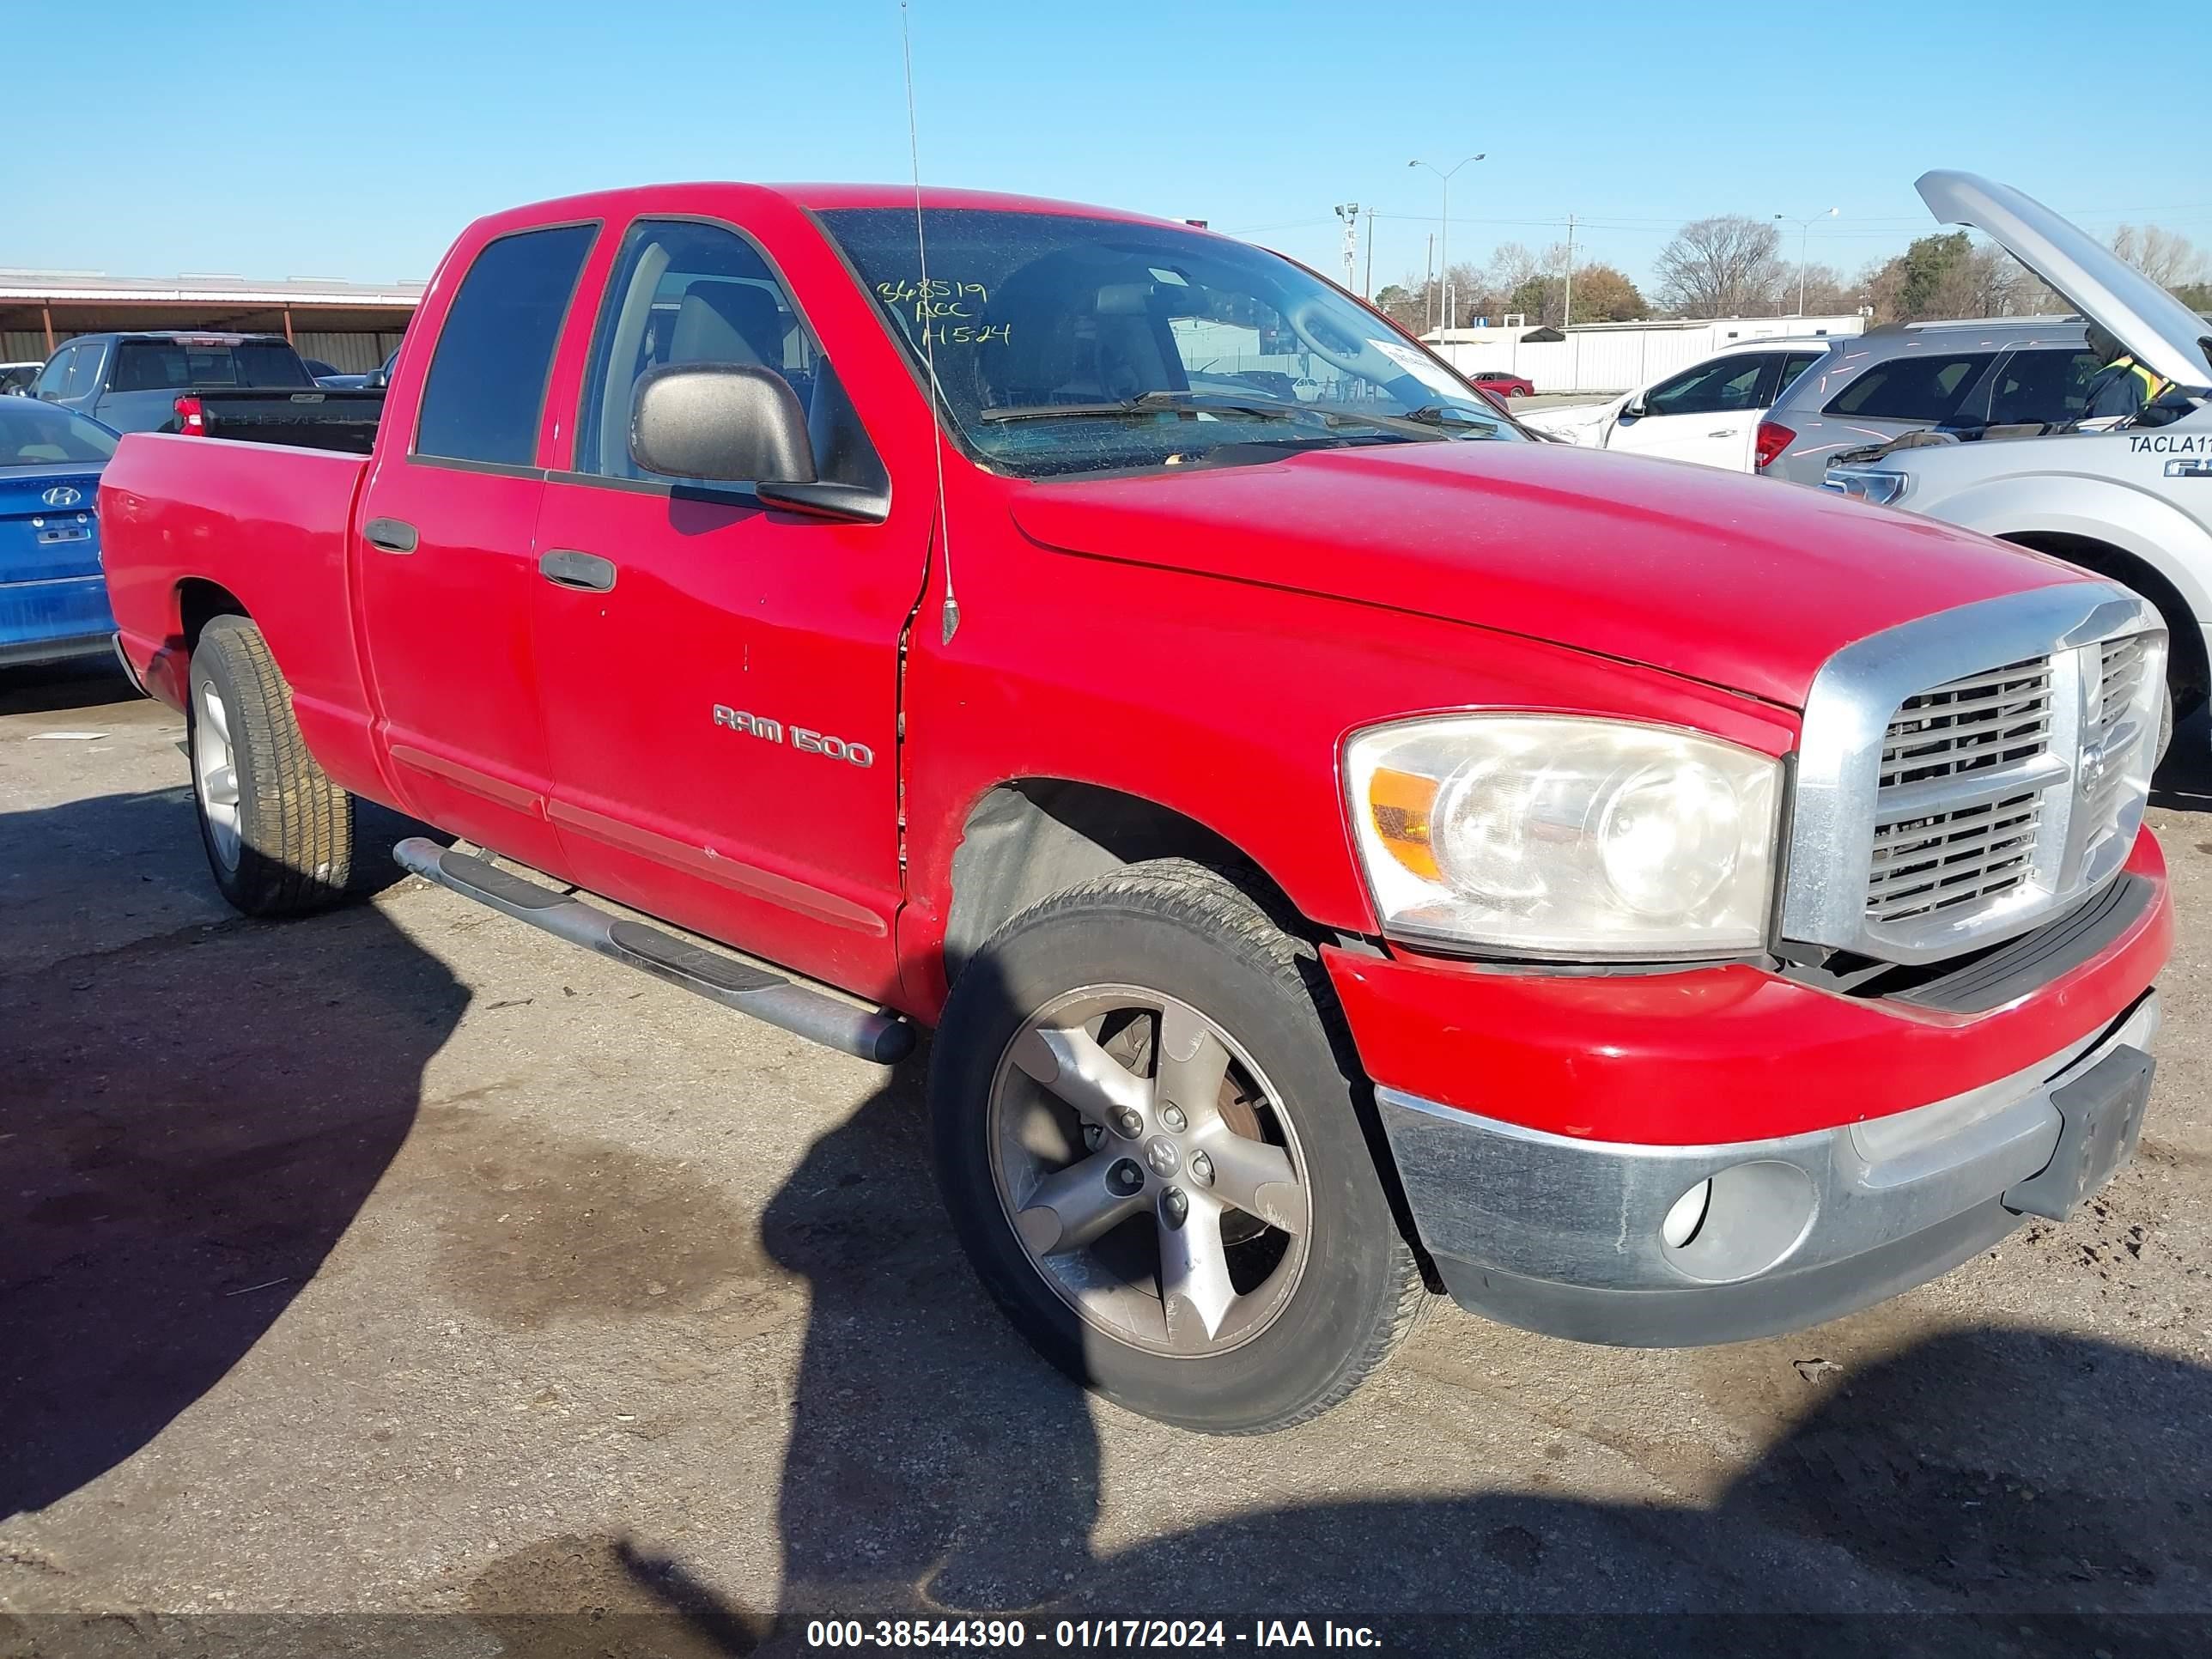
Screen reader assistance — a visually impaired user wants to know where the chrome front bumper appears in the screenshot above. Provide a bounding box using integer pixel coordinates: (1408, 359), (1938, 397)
(1379, 991), (2160, 1346)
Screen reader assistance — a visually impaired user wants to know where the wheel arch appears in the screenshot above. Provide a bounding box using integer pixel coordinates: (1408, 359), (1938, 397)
(943, 777), (1323, 988)
(174, 576), (252, 654)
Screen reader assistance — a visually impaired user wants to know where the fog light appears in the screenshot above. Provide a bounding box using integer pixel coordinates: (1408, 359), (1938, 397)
(1662, 1179), (1712, 1249)
(1658, 1160), (1817, 1285)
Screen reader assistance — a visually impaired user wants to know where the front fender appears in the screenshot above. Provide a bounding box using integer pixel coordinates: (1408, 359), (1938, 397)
(1914, 468), (2212, 629)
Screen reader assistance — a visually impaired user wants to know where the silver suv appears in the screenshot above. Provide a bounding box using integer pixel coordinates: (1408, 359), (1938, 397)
(1759, 317), (2094, 484)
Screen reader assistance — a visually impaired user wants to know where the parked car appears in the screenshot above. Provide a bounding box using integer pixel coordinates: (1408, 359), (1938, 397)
(1827, 170), (2212, 729)
(1518, 337), (1832, 470)
(301, 357), (343, 380)
(1468, 370), (1534, 398)
(32, 330), (380, 444)
(0, 362), (41, 397)
(1, 398), (118, 669)
(101, 181), (2171, 1434)
(1757, 317), (2094, 483)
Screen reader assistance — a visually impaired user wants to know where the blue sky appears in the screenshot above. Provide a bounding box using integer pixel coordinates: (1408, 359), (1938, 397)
(11, 1), (2209, 296)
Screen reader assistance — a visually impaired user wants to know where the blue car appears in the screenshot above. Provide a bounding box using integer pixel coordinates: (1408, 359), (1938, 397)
(1, 398), (119, 670)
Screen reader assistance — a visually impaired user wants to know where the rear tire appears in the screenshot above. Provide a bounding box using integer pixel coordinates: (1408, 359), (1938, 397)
(929, 860), (1425, 1434)
(187, 614), (356, 916)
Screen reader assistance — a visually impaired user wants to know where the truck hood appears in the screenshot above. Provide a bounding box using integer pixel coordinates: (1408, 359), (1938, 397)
(1007, 441), (2078, 709)
(1917, 170), (2212, 391)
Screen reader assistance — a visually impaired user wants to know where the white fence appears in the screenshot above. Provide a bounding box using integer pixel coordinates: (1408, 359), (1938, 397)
(1426, 316), (1867, 395)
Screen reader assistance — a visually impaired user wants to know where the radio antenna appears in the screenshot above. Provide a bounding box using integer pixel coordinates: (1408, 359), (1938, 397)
(901, 0), (959, 645)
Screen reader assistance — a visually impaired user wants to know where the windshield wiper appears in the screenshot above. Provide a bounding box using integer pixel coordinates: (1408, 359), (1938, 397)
(1401, 403), (1506, 431)
(979, 390), (1334, 426)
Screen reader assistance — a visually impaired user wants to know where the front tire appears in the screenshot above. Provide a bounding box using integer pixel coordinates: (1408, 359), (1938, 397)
(188, 614), (356, 916)
(930, 860), (1424, 1434)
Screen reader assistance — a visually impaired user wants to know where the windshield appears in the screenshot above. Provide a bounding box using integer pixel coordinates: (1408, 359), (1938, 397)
(818, 207), (1520, 478)
(0, 400), (118, 467)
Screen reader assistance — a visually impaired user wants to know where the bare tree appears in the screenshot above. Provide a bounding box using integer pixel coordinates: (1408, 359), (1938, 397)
(1654, 216), (1785, 318)
(2110, 224), (2211, 289)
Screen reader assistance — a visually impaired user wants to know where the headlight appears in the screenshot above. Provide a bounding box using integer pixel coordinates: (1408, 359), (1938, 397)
(1345, 715), (1782, 959)
(1822, 468), (1908, 505)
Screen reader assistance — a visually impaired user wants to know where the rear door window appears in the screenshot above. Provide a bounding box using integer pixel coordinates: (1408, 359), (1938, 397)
(1644, 354), (1774, 417)
(1971, 347), (2102, 425)
(415, 222), (598, 466)
(1824, 352), (1997, 422)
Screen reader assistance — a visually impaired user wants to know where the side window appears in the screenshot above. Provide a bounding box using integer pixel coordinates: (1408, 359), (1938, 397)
(574, 218), (821, 480)
(63, 343), (105, 399)
(1824, 352), (1996, 422)
(1776, 350), (1826, 399)
(1979, 348), (2103, 425)
(33, 347), (75, 398)
(1645, 355), (1770, 417)
(415, 222), (598, 466)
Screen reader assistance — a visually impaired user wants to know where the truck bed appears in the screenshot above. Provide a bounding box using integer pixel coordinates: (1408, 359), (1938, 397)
(100, 433), (379, 789)
(190, 387), (386, 455)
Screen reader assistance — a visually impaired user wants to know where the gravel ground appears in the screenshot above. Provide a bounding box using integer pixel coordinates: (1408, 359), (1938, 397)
(3, 659), (2209, 1656)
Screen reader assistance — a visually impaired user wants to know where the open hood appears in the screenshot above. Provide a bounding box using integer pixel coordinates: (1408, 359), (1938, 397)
(1917, 169), (2212, 390)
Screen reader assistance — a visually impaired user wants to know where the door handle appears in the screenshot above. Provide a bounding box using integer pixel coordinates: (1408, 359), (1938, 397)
(1707, 428), (1740, 438)
(538, 549), (617, 592)
(365, 517), (417, 554)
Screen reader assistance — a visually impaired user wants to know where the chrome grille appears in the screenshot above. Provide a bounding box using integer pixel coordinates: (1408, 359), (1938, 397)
(1781, 583), (2162, 969)
(2085, 634), (2153, 824)
(1877, 657), (2052, 790)
(1866, 791), (2041, 922)
(1865, 656), (2051, 925)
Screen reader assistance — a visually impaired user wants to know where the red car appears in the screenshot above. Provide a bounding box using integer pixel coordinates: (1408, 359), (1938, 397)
(100, 181), (2170, 1434)
(1469, 369), (1535, 399)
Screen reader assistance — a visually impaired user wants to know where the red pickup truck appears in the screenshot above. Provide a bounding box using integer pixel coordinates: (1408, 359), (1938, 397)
(100, 183), (2172, 1434)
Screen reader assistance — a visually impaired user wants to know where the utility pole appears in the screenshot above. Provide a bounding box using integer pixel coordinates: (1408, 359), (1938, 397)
(1775, 208), (1838, 317)
(1424, 234), (1436, 333)
(1334, 203), (1362, 292)
(1409, 154), (1485, 332)
(1363, 205), (1376, 299)
(1561, 211), (1577, 329)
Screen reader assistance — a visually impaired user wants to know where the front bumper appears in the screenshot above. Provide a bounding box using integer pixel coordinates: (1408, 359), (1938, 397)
(1380, 989), (2159, 1346)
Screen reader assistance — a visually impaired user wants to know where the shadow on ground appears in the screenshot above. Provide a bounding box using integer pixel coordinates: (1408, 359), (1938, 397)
(0, 788), (465, 1521)
(459, 1079), (2212, 1657)
(0, 660), (137, 720)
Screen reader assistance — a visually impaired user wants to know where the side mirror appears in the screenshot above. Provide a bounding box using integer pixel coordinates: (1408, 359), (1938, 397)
(1620, 397), (1646, 422)
(629, 362), (888, 524)
(632, 362), (817, 485)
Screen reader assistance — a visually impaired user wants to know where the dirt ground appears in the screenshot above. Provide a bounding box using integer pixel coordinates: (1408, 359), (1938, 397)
(3, 659), (2209, 1656)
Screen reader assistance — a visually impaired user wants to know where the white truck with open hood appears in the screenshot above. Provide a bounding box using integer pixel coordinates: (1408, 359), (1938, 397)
(1826, 172), (2212, 727)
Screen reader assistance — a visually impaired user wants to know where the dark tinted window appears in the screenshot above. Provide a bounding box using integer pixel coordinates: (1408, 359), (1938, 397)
(62, 345), (104, 399)
(1971, 347), (2102, 425)
(110, 340), (313, 392)
(1644, 354), (1773, 417)
(0, 399), (118, 465)
(416, 223), (596, 465)
(1825, 351), (1996, 421)
(574, 218), (819, 479)
(1777, 350), (1826, 398)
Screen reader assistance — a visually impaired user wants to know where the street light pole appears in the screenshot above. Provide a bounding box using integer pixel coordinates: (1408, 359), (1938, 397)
(1410, 154), (1485, 332)
(1774, 208), (1838, 318)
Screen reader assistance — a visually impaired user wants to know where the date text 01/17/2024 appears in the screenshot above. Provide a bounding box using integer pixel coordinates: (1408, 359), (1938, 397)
(800, 1618), (1383, 1650)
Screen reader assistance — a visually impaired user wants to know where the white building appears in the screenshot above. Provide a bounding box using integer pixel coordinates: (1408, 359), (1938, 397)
(1422, 315), (1868, 396)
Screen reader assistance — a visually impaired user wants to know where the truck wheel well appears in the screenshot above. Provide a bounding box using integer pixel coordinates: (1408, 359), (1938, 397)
(945, 780), (1310, 984)
(176, 579), (249, 653)
(1998, 532), (2207, 714)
